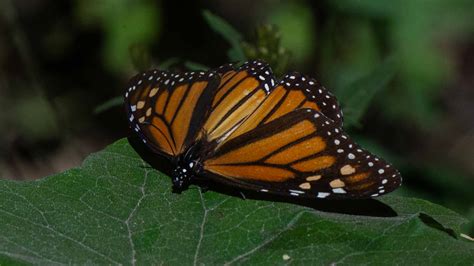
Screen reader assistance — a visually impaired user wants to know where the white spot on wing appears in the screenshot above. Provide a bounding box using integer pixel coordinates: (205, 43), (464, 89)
(317, 192), (330, 198)
(332, 188), (346, 194)
(289, 189), (304, 194)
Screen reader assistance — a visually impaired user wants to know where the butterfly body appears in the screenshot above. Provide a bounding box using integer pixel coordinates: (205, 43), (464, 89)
(171, 143), (201, 191)
(171, 137), (217, 191)
(125, 60), (402, 200)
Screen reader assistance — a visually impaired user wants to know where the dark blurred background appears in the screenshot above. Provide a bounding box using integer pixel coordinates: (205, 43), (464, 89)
(1, 0), (473, 232)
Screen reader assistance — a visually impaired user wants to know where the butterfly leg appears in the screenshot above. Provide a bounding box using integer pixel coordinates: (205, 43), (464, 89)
(239, 191), (247, 200)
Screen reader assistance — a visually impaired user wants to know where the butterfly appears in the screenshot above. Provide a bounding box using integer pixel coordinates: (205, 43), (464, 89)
(124, 60), (402, 199)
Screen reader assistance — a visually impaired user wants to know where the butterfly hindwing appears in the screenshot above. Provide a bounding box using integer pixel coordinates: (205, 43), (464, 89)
(201, 108), (401, 199)
(125, 70), (219, 158)
(273, 71), (343, 126)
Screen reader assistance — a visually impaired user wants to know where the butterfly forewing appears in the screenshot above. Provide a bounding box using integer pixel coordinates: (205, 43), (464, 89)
(198, 60), (276, 144)
(125, 70), (219, 158)
(202, 108), (401, 199)
(223, 71), (345, 143)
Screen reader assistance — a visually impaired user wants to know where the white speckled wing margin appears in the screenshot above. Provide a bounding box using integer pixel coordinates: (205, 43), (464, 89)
(279, 71), (344, 126)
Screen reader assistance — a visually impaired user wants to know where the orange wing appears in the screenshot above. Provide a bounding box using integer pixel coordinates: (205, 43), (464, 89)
(201, 108), (401, 199)
(200, 60), (276, 143)
(277, 72), (343, 126)
(220, 71), (344, 144)
(125, 70), (219, 158)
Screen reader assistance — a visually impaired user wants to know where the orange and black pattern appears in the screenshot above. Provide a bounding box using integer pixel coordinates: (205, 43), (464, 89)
(125, 70), (218, 157)
(125, 60), (402, 199)
(200, 61), (275, 143)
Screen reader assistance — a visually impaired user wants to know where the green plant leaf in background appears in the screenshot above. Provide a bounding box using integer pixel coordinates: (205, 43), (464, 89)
(337, 57), (396, 128)
(93, 96), (123, 114)
(184, 61), (210, 71)
(319, 17), (381, 95)
(1, 139), (473, 264)
(157, 57), (179, 70)
(202, 10), (246, 62)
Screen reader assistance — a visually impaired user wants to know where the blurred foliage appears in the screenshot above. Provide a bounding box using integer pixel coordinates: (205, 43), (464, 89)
(0, 94), (59, 143)
(184, 61), (210, 71)
(323, 0), (474, 126)
(339, 57), (396, 128)
(266, 1), (316, 65)
(75, 0), (161, 73)
(242, 24), (291, 77)
(93, 96), (123, 115)
(318, 17), (380, 99)
(129, 43), (152, 72)
(157, 57), (179, 70)
(202, 10), (246, 62)
(265, 0), (462, 130)
(13, 97), (59, 141)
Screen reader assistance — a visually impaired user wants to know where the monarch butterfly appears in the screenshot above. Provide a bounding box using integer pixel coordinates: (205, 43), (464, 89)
(124, 60), (401, 199)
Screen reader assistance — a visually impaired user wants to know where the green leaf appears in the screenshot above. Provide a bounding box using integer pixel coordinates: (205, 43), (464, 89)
(1, 139), (472, 264)
(338, 57), (396, 128)
(202, 10), (246, 62)
(184, 61), (210, 71)
(157, 57), (179, 70)
(93, 96), (123, 114)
